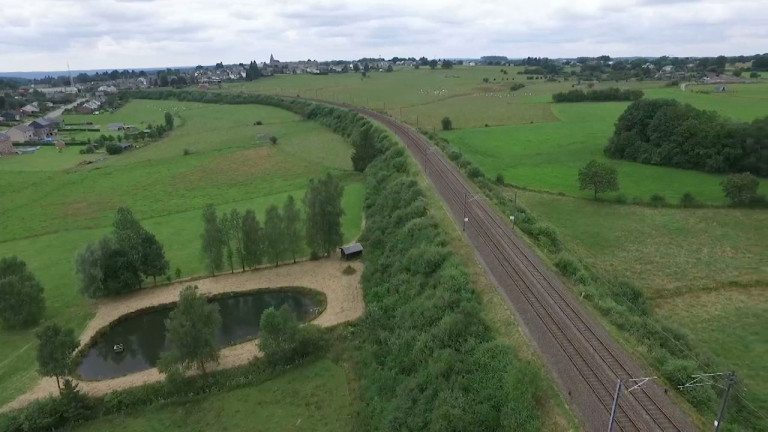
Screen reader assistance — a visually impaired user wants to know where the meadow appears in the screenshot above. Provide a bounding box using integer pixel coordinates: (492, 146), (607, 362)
(0, 99), (364, 407)
(72, 358), (352, 432)
(518, 190), (768, 419)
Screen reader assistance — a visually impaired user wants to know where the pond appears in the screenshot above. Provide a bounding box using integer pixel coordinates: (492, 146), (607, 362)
(76, 289), (322, 380)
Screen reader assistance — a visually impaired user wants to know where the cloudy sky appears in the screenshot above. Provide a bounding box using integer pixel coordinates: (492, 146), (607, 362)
(1, 0), (766, 72)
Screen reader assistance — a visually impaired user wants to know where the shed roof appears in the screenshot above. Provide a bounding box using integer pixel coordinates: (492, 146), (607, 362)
(340, 243), (363, 254)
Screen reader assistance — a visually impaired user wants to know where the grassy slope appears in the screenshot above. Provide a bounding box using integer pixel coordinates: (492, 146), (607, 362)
(0, 100), (364, 406)
(443, 83), (768, 203)
(72, 359), (352, 432)
(518, 190), (768, 417)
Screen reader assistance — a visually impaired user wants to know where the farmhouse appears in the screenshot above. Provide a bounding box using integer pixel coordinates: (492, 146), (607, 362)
(0, 132), (15, 156)
(29, 118), (59, 140)
(339, 243), (363, 260)
(5, 125), (35, 143)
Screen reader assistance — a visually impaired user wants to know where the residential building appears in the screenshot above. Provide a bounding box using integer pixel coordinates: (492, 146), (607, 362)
(5, 125), (35, 143)
(29, 118), (59, 140)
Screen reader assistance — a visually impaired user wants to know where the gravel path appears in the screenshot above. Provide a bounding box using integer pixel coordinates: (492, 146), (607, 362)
(1, 259), (364, 412)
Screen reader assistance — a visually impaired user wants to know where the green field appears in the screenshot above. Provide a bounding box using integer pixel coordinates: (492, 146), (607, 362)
(72, 358), (352, 432)
(0, 100), (364, 406)
(444, 102), (767, 203)
(519, 190), (768, 418)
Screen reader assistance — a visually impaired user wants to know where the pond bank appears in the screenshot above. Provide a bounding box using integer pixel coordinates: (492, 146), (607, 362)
(1, 258), (364, 413)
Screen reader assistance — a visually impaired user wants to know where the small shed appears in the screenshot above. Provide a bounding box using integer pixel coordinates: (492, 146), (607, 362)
(339, 243), (363, 260)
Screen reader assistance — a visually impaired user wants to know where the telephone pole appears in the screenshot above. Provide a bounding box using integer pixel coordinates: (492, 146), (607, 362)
(608, 376), (656, 432)
(715, 372), (736, 432)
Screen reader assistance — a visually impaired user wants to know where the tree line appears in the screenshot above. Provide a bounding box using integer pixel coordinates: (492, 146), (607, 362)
(605, 98), (768, 176)
(201, 174), (345, 275)
(552, 87), (644, 103)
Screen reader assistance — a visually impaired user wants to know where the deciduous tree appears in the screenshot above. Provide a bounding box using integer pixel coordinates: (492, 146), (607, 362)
(0, 256), (45, 328)
(201, 204), (224, 275)
(228, 209), (245, 271)
(76, 237), (141, 298)
(263, 205), (284, 266)
(304, 174), (344, 256)
(282, 195), (302, 263)
(159, 286), (220, 374)
(241, 209), (264, 268)
(164, 112), (174, 130)
(36, 323), (79, 393)
(578, 159), (619, 199)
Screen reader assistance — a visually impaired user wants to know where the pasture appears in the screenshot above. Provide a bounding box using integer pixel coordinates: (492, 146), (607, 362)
(519, 190), (768, 417)
(72, 358), (353, 432)
(0, 99), (364, 406)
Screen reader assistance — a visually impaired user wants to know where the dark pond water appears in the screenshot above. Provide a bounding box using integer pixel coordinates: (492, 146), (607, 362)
(77, 290), (321, 380)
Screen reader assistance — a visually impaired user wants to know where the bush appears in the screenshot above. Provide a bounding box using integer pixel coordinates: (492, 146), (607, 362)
(259, 305), (327, 366)
(679, 192), (701, 208)
(495, 173), (505, 185)
(105, 143), (123, 155)
(467, 165), (485, 179)
(510, 83), (525, 91)
(554, 254), (582, 279)
(183, 148), (191, 156)
(441, 116), (452, 131)
(649, 193), (667, 207)
(1, 380), (96, 432)
(269, 135), (278, 145)
(255, 120), (263, 125)
(721, 172), (760, 206)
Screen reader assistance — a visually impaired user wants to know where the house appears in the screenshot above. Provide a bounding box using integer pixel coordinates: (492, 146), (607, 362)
(30, 118), (58, 139)
(5, 125), (35, 143)
(0, 111), (23, 122)
(0, 132), (15, 156)
(118, 142), (133, 150)
(108, 123), (126, 131)
(20, 103), (40, 115)
(339, 243), (363, 260)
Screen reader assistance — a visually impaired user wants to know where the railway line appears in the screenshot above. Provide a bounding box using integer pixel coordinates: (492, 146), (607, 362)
(347, 105), (697, 431)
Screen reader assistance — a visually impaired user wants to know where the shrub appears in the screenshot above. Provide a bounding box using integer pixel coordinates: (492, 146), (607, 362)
(649, 193), (667, 207)
(554, 254), (582, 279)
(269, 135), (278, 145)
(183, 148), (191, 156)
(259, 305), (327, 366)
(495, 173), (505, 185)
(467, 165), (485, 179)
(510, 83), (525, 91)
(105, 143), (123, 155)
(255, 120), (263, 125)
(721, 172), (760, 206)
(83, 144), (95, 154)
(613, 193), (628, 204)
(679, 192), (701, 208)
(441, 116), (452, 131)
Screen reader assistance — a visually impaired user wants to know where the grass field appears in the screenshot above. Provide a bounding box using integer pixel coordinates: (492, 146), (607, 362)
(72, 358), (352, 432)
(444, 102), (767, 203)
(442, 83), (768, 203)
(518, 190), (768, 418)
(0, 100), (364, 407)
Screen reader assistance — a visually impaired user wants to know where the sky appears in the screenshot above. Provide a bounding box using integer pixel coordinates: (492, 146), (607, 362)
(1, 0), (767, 72)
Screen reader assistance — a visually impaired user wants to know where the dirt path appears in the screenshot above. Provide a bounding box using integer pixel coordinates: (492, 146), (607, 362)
(1, 259), (364, 413)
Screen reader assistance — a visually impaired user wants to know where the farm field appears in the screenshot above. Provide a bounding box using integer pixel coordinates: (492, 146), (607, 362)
(518, 190), (768, 418)
(72, 358), (353, 432)
(0, 99), (364, 407)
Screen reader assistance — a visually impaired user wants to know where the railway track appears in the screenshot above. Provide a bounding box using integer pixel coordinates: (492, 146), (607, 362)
(339, 104), (697, 431)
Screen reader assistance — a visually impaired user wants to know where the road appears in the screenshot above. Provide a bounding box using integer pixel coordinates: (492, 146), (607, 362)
(351, 106), (698, 431)
(46, 98), (87, 119)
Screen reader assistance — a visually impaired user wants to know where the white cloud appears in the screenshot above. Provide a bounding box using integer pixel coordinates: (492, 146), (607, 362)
(0, 0), (766, 71)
